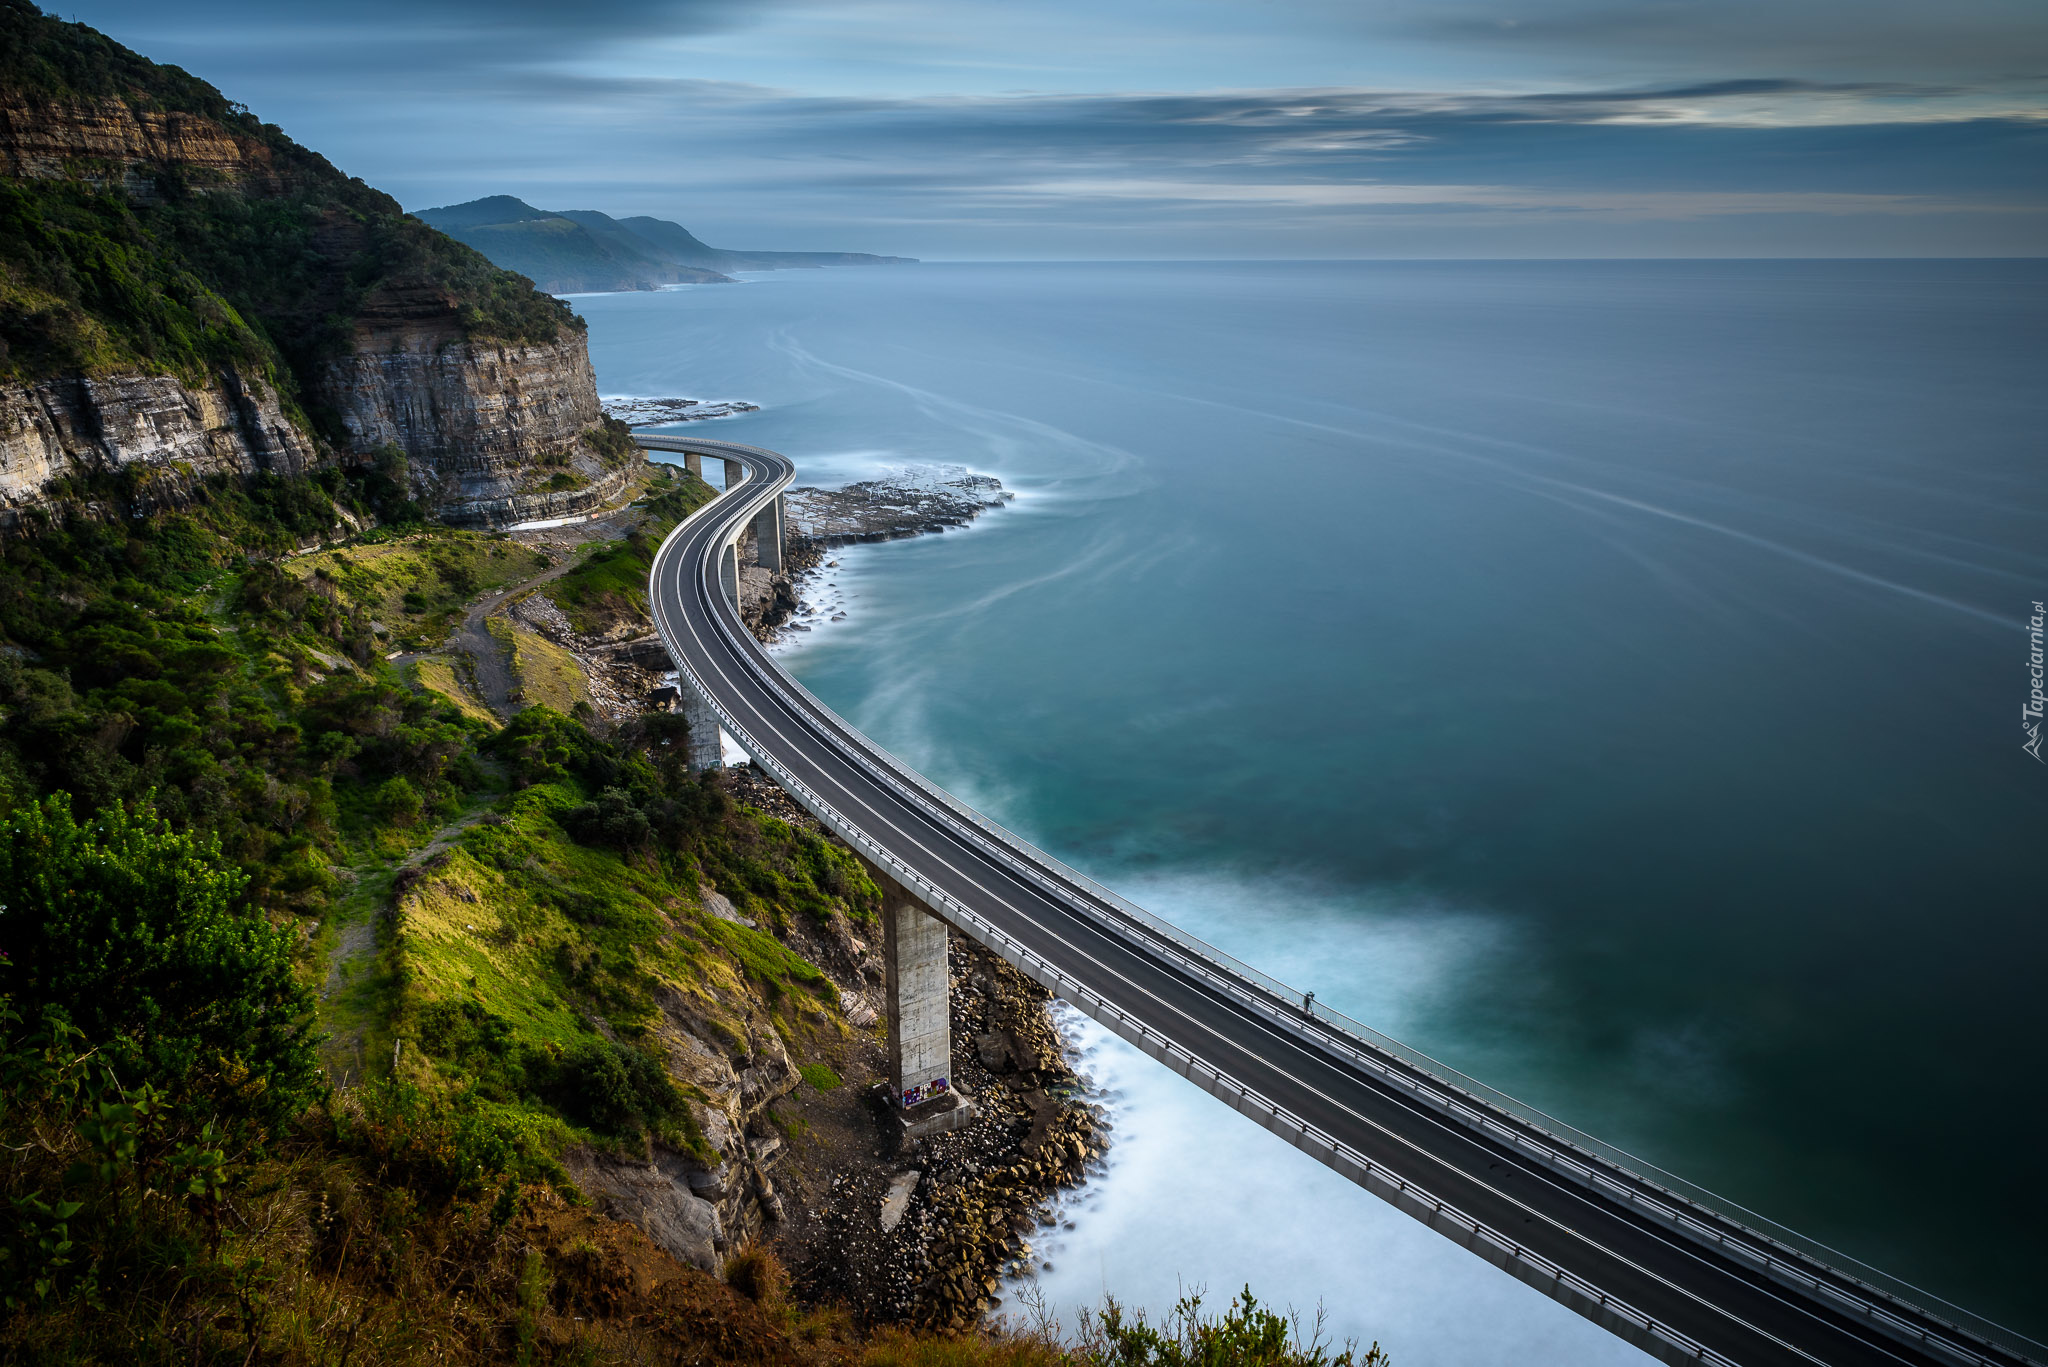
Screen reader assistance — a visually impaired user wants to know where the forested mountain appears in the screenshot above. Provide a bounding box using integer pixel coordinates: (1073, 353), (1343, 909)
(418, 195), (916, 293)
(0, 1), (631, 529)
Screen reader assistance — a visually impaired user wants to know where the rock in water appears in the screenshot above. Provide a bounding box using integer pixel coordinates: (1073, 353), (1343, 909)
(601, 396), (761, 426)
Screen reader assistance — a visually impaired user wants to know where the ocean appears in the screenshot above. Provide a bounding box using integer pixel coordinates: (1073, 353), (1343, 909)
(575, 259), (2048, 1364)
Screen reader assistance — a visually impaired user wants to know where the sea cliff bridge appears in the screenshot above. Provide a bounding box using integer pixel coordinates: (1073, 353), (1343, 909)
(638, 433), (2043, 1367)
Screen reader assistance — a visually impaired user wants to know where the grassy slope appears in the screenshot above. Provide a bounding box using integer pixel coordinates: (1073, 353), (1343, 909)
(545, 470), (718, 634)
(497, 614), (591, 714)
(0, 466), (900, 1360)
(411, 655), (497, 724)
(291, 534), (552, 645)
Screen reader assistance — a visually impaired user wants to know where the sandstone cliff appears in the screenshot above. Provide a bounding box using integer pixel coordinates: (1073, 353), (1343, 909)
(0, 3), (630, 529)
(0, 369), (319, 524)
(319, 317), (614, 527)
(0, 90), (308, 196)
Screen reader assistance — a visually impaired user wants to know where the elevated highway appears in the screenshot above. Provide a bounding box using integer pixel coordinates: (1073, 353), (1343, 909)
(640, 433), (2042, 1367)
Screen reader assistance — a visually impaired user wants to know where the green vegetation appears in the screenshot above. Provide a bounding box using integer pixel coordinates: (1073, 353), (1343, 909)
(586, 414), (643, 469)
(852, 1287), (1385, 1367)
(0, 177), (287, 387)
(1075, 1291), (1385, 1367)
(0, 0), (288, 118)
(546, 473), (717, 633)
(292, 531), (550, 650)
(0, 462), (871, 1094)
(0, 796), (320, 1142)
(499, 618), (592, 714)
(0, 473), (478, 908)
(412, 654), (496, 723)
(0, 468), (887, 1359)
(0, 0), (579, 395)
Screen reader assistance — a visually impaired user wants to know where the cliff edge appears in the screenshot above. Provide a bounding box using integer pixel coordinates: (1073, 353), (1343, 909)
(0, 0), (628, 528)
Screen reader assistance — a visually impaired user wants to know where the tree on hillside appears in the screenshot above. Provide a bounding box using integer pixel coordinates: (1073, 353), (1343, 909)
(0, 794), (320, 1143)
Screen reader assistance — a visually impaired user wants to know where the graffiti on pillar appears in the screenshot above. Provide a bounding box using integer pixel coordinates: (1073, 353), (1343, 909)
(901, 1077), (951, 1108)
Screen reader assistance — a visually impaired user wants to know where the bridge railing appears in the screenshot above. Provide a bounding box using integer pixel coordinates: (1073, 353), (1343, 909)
(810, 688), (2043, 1364)
(645, 440), (2043, 1367)
(644, 628), (1740, 1367)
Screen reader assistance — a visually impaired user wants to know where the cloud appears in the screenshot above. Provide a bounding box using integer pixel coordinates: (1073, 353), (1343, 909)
(344, 78), (2046, 254)
(454, 79), (2047, 195)
(996, 180), (1996, 220)
(1403, 0), (2048, 83)
(52, 0), (779, 85)
(50, 0), (2048, 256)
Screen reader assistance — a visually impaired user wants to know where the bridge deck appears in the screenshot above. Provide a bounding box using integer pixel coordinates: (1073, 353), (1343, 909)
(642, 434), (2039, 1367)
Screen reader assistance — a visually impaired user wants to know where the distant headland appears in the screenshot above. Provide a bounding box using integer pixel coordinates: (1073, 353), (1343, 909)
(415, 195), (917, 293)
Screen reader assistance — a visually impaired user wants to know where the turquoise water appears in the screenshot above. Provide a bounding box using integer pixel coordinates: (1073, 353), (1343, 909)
(577, 261), (2048, 1353)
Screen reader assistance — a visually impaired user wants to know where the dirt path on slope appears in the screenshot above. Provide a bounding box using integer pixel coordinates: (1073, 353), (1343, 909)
(321, 805), (497, 1004)
(434, 495), (653, 717)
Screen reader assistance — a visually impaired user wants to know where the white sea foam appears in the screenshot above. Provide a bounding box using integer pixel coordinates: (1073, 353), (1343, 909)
(575, 261), (2048, 1353)
(1004, 871), (1653, 1366)
(1011, 1009), (1650, 1367)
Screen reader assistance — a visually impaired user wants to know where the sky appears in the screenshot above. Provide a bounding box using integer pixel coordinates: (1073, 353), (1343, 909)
(59, 0), (2048, 257)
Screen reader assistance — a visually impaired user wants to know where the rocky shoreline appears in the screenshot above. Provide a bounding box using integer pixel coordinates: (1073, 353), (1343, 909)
(503, 461), (1096, 1333)
(742, 466), (1014, 646)
(784, 468), (1012, 546)
(601, 395), (761, 425)
(773, 938), (1107, 1330)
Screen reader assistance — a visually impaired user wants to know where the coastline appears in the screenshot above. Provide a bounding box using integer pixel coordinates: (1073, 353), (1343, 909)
(729, 467), (1108, 1328)
(726, 464), (1015, 645)
(528, 450), (1097, 1330)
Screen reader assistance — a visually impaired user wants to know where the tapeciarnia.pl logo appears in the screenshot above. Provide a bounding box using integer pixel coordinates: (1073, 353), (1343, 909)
(2026, 600), (2045, 763)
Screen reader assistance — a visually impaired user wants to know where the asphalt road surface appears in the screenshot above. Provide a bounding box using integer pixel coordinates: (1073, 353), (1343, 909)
(644, 436), (2037, 1367)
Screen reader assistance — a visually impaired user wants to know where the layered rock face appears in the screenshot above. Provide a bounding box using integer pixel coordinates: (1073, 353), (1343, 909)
(0, 333), (621, 530)
(0, 93), (304, 196)
(320, 326), (616, 527)
(0, 34), (626, 529)
(0, 370), (319, 525)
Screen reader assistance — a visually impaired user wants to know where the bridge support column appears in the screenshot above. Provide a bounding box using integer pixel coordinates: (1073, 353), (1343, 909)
(883, 890), (972, 1140)
(719, 542), (739, 605)
(680, 685), (724, 773)
(682, 451), (702, 478)
(751, 495), (783, 571)
(721, 458), (744, 493)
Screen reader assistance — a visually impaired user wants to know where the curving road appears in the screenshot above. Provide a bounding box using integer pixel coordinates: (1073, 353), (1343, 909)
(643, 435), (2041, 1367)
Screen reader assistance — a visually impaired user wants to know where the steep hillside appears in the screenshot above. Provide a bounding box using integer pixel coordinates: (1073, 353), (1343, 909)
(0, 441), (1379, 1361)
(414, 197), (733, 293)
(0, 465), (946, 1360)
(419, 196), (916, 291)
(0, 2), (634, 528)
(616, 212), (730, 266)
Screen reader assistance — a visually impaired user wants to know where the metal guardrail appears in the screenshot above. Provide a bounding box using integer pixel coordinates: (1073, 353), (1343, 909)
(646, 596), (1743, 1365)
(838, 757), (2042, 1366)
(640, 438), (2044, 1367)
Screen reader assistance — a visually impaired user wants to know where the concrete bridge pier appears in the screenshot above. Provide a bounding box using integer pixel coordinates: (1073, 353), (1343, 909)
(880, 882), (974, 1141)
(721, 458), (744, 493)
(682, 451), (702, 479)
(680, 685), (724, 773)
(751, 495), (784, 571)
(719, 542), (739, 605)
